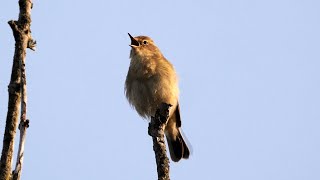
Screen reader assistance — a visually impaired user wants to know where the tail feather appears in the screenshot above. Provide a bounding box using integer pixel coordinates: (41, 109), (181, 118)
(166, 129), (190, 162)
(165, 103), (190, 162)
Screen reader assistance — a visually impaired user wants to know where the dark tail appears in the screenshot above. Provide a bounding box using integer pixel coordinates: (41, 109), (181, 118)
(166, 129), (190, 162)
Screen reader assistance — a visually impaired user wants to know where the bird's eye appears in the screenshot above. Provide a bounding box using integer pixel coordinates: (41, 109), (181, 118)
(143, 40), (148, 45)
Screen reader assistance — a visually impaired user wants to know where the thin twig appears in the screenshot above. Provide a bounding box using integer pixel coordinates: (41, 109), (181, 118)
(12, 55), (30, 180)
(148, 103), (172, 180)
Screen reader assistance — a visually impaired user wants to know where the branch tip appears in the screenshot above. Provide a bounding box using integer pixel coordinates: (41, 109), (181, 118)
(27, 39), (36, 51)
(148, 102), (171, 180)
(8, 20), (19, 32)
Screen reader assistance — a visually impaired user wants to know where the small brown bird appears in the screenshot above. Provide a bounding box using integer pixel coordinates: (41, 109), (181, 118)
(125, 33), (190, 162)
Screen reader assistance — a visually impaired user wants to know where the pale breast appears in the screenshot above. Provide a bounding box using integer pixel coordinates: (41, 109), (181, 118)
(125, 62), (179, 119)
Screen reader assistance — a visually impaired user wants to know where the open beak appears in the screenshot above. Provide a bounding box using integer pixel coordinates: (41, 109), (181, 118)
(128, 33), (140, 47)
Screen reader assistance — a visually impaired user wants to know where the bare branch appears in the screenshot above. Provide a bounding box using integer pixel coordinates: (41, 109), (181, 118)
(148, 103), (172, 180)
(0, 0), (34, 180)
(12, 53), (30, 180)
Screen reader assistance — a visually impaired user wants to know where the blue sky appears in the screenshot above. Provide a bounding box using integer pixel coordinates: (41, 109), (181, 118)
(1, 0), (320, 179)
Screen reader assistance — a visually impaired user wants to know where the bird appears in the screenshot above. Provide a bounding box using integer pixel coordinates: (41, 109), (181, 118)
(125, 33), (190, 162)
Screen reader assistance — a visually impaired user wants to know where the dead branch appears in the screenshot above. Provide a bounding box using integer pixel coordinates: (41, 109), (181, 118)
(148, 103), (172, 180)
(0, 0), (35, 180)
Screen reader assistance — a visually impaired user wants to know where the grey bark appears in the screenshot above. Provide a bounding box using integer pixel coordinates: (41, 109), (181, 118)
(0, 0), (35, 180)
(148, 103), (172, 180)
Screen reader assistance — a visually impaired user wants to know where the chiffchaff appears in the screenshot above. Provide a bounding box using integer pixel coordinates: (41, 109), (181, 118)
(125, 33), (190, 162)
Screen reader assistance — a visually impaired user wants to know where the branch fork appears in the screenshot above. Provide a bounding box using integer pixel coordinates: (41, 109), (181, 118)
(0, 0), (35, 180)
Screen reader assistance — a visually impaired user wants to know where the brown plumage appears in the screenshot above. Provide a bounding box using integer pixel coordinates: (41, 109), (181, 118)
(125, 33), (190, 162)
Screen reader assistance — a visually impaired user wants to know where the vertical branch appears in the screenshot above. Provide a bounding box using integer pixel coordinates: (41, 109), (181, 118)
(0, 0), (35, 180)
(148, 103), (171, 180)
(12, 58), (30, 180)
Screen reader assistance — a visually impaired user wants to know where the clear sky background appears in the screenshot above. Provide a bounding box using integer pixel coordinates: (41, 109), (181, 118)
(1, 0), (320, 179)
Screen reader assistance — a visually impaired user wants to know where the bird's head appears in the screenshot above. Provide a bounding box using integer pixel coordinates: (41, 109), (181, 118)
(128, 33), (163, 59)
